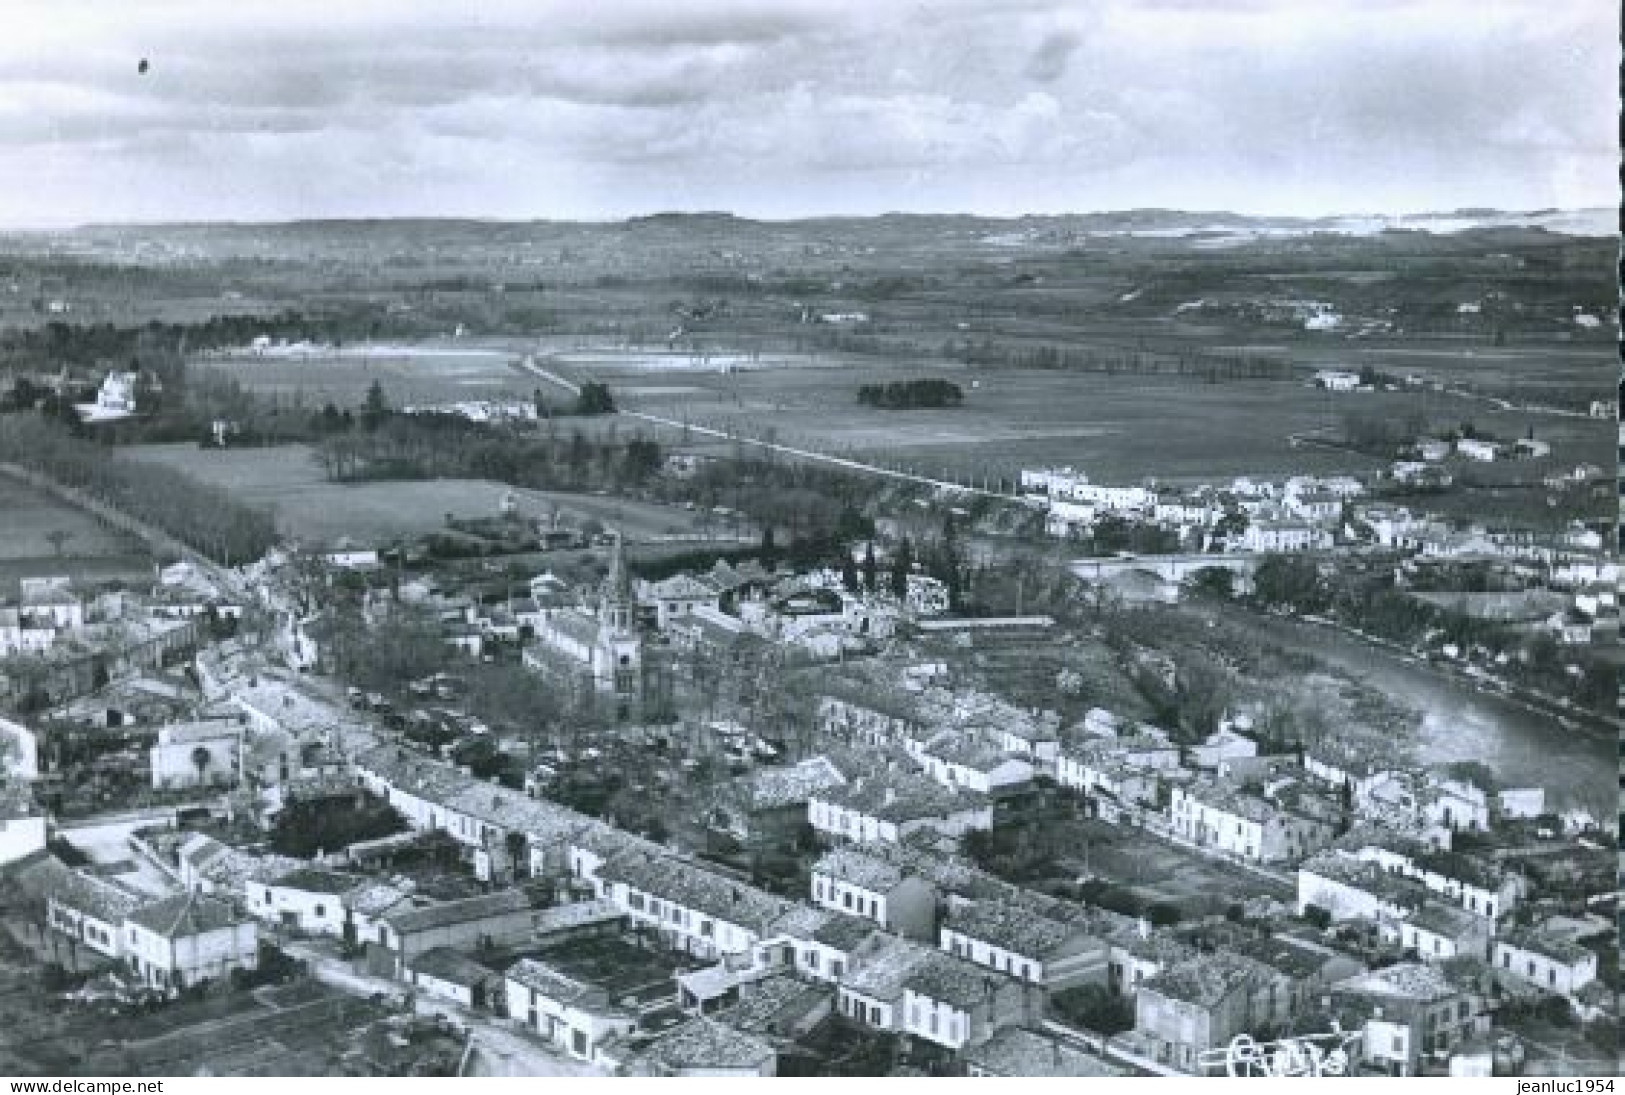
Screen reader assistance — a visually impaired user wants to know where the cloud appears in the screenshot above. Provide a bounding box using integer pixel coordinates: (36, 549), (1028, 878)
(0, 0), (1613, 223)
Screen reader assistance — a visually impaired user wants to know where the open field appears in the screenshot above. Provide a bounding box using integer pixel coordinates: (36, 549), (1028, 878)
(195, 342), (535, 407)
(119, 443), (739, 547)
(527, 341), (1613, 485)
(0, 473), (152, 584)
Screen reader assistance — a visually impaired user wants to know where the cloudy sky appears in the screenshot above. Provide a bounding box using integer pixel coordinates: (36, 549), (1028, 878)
(0, 0), (1613, 225)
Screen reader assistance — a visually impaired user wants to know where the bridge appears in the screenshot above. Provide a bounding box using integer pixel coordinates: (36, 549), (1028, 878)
(1069, 552), (1267, 585)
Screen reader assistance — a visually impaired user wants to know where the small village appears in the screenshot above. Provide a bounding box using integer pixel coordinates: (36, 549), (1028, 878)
(0, 418), (1614, 1076)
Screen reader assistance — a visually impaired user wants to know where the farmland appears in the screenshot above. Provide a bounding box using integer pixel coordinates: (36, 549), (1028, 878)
(194, 342), (534, 407)
(537, 348), (1614, 485)
(118, 443), (742, 548)
(0, 472), (151, 585)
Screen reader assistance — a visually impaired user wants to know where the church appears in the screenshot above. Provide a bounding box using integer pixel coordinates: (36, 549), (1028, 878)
(522, 534), (643, 713)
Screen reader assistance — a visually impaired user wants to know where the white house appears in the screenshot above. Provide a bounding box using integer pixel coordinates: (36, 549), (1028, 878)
(506, 956), (636, 1062)
(0, 715), (40, 780)
(1455, 438), (1499, 462)
(810, 847), (936, 941)
(0, 785), (46, 866)
(150, 721), (242, 790)
(122, 893), (258, 992)
(1492, 931), (1597, 996)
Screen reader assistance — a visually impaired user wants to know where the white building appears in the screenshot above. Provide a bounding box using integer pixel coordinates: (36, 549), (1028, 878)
(122, 893), (259, 993)
(1492, 931), (1597, 996)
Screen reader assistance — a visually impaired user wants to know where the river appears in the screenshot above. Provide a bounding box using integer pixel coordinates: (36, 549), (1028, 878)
(1222, 611), (1616, 818)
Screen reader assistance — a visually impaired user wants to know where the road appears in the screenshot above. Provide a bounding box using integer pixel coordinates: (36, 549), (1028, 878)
(282, 939), (605, 1078)
(516, 356), (1017, 499)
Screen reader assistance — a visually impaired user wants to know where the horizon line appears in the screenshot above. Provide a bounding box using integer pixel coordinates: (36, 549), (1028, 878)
(0, 204), (1611, 235)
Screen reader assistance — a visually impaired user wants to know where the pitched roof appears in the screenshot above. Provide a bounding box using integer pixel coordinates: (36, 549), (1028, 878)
(597, 849), (793, 935)
(127, 892), (247, 938)
(410, 946), (497, 988)
(383, 889), (534, 934)
(20, 856), (145, 923)
(962, 1028), (1124, 1077)
(504, 957), (601, 1008)
(811, 847), (904, 892)
(944, 900), (1092, 959)
(724, 756), (847, 812)
(629, 1016), (776, 1072)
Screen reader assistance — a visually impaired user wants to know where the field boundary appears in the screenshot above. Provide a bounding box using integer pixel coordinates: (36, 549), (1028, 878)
(518, 356), (1020, 500)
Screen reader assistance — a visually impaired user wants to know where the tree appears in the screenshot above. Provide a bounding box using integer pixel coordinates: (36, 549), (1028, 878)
(889, 537), (913, 600)
(1051, 984), (1135, 1037)
(575, 382), (616, 416)
(190, 745), (212, 786)
(44, 529), (73, 558)
(1185, 566), (1235, 601)
(760, 525), (779, 570)
(840, 552), (860, 594)
(362, 379), (389, 430)
(861, 542), (878, 594)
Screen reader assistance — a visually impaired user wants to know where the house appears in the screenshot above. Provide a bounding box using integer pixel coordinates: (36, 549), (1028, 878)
(594, 847), (793, 960)
(1240, 520), (1330, 553)
(1455, 438), (1499, 462)
(1170, 781), (1337, 864)
(1492, 930), (1597, 996)
(810, 846), (937, 940)
(1296, 853), (1425, 924)
(962, 1027), (1124, 1077)
(940, 900), (1107, 989)
(27, 855), (146, 958)
(1330, 963), (1485, 1077)
(1191, 726), (1257, 771)
(1343, 839), (1517, 920)
(1417, 439), (1452, 462)
(808, 770), (992, 845)
(1314, 370), (1361, 392)
(914, 733), (1034, 796)
(149, 719), (248, 791)
(637, 574), (721, 631)
(0, 783), (44, 866)
(835, 933), (928, 1032)
(0, 715), (40, 781)
(1134, 953), (1293, 1074)
(248, 867), (370, 937)
(708, 756), (847, 848)
(618, 1016), (776, 1077)
(121, 893), (258, 993)
(710, 973), (832, 1042)
(816, 692), (919, 748)
(758, 905), (874, 984)
(505, 956), (635, 1062)
(901, 950), (1031, 1050)
(370, 889), (538, 977)
(1395, 902), (1492, 963)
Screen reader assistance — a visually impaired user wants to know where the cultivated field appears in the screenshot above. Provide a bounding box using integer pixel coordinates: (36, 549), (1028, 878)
(0, 473), (151, 585)
(195, 341), (535, 407)
(118, 443), (737, 548)
(531, 342), (1613, 486)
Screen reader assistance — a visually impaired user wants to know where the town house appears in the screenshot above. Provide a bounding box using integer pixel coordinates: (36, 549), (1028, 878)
(810, 846), (937, 940)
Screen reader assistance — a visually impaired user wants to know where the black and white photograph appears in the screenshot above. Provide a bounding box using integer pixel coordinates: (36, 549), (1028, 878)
(0, 0), (1616, 1081)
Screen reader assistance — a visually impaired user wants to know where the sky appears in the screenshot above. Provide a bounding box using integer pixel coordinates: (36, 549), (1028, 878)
(0, 0), (1615, 225)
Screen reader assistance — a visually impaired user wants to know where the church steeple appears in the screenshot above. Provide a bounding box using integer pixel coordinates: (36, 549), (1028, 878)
(599, 530), (632, 633)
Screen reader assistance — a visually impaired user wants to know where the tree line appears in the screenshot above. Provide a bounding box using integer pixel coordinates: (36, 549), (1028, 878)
(0, 413), (277, 564)
(856, 379), (964, 409)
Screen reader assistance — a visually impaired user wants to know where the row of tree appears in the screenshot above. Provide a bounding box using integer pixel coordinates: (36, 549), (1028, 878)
(855, 378), (964, 409)
(0, 413), (277, 564)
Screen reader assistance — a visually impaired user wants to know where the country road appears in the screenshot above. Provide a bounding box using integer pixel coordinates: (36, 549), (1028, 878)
(515, 356), (1019, 499)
